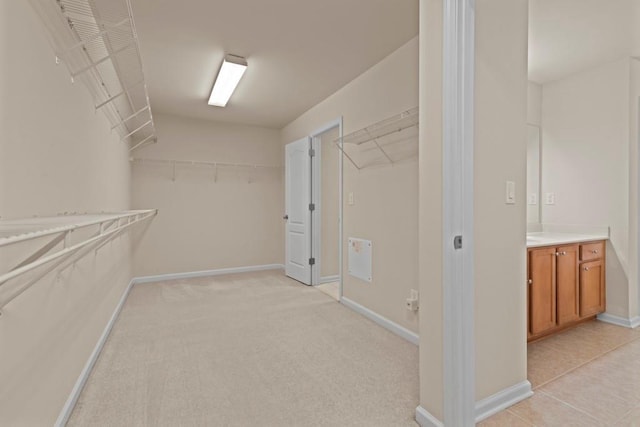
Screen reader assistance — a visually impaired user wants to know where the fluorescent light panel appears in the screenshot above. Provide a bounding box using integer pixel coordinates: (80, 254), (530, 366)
(208, 54), (247, 107)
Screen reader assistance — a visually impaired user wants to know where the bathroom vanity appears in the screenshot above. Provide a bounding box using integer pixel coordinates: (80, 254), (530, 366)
(527, 233), (607, 342)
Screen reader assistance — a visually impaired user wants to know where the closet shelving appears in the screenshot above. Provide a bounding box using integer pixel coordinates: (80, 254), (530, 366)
(0, 210), (157, 313)
(131, 158), (283, 182)
(335, 107), (419, 170)
(28, 0), (156, 152)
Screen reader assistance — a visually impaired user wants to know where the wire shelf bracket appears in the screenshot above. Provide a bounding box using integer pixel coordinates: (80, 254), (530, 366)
(28, 0), (157, 153)
(335, 107), (419, 170)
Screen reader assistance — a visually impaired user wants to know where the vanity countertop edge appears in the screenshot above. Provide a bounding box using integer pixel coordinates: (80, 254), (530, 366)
(526, 232), (609, 248)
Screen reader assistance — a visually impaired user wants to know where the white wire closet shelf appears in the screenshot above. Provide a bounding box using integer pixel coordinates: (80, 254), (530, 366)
(0, 210), (157, 314)
(28, 0), (156, 152)
(131, 157), (283, 182)
(335, 107), (419, 170)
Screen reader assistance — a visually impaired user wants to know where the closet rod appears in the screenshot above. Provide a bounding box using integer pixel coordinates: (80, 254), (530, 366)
(0, 210), (155, 248)
(130, 158), (282, 169)
(0, 210), (157, 312)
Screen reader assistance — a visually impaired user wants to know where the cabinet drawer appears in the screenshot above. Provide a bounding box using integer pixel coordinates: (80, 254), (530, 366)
(580, 241), (604, 261)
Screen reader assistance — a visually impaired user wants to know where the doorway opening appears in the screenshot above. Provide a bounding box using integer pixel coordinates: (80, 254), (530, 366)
(311, 121), (342, 300)
(284, 118), (343, 300)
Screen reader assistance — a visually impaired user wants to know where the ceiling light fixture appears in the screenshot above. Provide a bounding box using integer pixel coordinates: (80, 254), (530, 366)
(208, 54), (248, 107)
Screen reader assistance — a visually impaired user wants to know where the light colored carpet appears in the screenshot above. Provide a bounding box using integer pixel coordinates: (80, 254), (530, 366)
(68, 270), (419, 426)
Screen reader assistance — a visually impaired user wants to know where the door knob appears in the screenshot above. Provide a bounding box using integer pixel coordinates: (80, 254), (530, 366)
(283, 215), (289, 220)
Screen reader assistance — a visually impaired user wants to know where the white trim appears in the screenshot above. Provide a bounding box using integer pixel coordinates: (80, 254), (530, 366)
(474, 380), (533, 422)
(311, 134), (322, 286)
(442, 0), (476, 424)
(340, 297), (419, 345)
(415, 406), (444, 427)
(318, 275), (340, 285)
(133, 264), (284, 284)
(309, 118), (343, 292)
(54, 278), (137, 427)
(597, 313), (640, 329)
(338, 118), (344, 300)
(417, 381), (533, 426)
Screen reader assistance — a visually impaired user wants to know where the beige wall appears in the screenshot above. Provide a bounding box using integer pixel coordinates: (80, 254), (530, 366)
(541, 58), (631, 317)
(474, 0), (529, 401)
(527, 82), (543, 224)
(527, 81), (542, 126)
(282, 37), (419, 333)
(419, 0), (528, 419)
(319, 127), (340, 278)
(131, 114), (283, 276)
(418, 0), (444, 418)
(0, 1), (133, 424)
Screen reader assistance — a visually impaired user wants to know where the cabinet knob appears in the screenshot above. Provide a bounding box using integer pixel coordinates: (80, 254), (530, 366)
(592, 249), (599, 254)
(555, 251), (567, 256)
(528, 279), (533, 285)
(584, 267), (590, 271)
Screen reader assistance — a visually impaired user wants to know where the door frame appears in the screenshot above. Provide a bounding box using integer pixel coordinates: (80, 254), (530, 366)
(441, 0), (476, 424)
(309, 117), (343, 298)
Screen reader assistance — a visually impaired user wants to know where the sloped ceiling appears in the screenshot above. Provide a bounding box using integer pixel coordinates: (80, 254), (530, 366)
(131, 0), (419, 128)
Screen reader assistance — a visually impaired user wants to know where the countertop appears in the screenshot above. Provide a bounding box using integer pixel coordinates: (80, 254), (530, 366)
(526, 232), (609, 248)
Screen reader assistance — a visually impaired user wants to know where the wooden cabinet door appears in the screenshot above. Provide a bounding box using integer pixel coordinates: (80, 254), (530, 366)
(529, 247), (557, 336)
(580, 259), (605, 317)
(556, 245), (579, 326)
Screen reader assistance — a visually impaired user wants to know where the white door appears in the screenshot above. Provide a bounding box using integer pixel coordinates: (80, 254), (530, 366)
(285, 137), (312, 285)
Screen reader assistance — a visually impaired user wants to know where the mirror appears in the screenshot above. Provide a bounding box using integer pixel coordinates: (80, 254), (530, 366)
(527, 124), (541, 224)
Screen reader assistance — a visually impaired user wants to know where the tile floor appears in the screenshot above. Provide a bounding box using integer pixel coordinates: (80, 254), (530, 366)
(481, 320), (640, 426)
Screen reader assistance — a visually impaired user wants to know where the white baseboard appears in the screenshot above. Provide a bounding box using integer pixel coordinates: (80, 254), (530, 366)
(415, 406), (443, 427)
(340, 297), (419, 346)
(54, 278), (137, 427)
(597, 312), (640, 329)
(132, 264), (285, 284)
(318, 275), (339, 285)
(415, 380), (533, 426)
(475, 380), (533, 422)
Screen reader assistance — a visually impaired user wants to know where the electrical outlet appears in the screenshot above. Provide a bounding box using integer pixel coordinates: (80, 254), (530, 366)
(406, 289), (419, 311)
(406, 298), (419, 311)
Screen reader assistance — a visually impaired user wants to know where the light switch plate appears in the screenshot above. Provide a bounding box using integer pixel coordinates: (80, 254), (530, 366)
(348, 192), (354, 206)
(528, 193), (537, 205)
(505, 181), (516, 204)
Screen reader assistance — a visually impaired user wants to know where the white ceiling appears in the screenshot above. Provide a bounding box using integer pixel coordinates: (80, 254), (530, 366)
(130, 0), (418, 129)
(529, 0), (636, 84)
